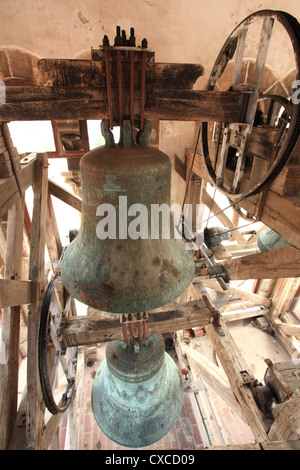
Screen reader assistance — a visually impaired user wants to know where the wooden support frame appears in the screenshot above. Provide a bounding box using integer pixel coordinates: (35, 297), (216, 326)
(206, 321), (270, 442)
(60, 299), (212, 347)
(0, 197), (25, 449)
(0, 279), (32, 309)
(0, 154), (36, 219)
(0, 44), (299, 451)
(188, 282), (271, 442)
(222, 245), (300, 280)
(26, 153), (49, 449)
(185, 147), (300, 250)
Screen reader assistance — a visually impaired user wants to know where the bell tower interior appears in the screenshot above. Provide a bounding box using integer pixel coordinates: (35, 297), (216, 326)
(0, 0), (300, 452)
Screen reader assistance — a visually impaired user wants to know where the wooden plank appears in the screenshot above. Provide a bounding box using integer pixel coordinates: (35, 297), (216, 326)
(206, 321), (270, 442)
(261, 440), (300, 451)
(175, 154), (186, 181)
(59, 299), (212, 347)
(222, 246), (300, 280)
(0, 197), (25, 449)
(39, 59), (204, 90)
(205, 441), (300, 450)
(46, 194), (63, 263)
(189, 282), (270, 441)
(0, 156), (36, 218)
(0, 85), (244, 123)
(0, 279), (32, 308)
(48, 179), (82, 212)
(274, 319), (300, 340)
(240, 192), (300, 249)
(181, 343), (245, 421)
(0, 224), (6, 266)
(268, 389), (300, 441)
(185, 147), (300, 250)
(26, 153), (48, 450)
(145, 90), (244, 122)
(222, 309), (269, 323)
(204, 443), (261, 450)
(202, 279), (271, 307)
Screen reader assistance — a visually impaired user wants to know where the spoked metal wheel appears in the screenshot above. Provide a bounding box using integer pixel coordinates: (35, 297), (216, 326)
(38, 277), (78, 414)
(201, 10), (300, 201)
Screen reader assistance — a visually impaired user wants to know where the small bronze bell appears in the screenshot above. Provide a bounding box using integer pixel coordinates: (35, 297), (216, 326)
(61, 120), (194, 313)
(91, 334), (183, 448)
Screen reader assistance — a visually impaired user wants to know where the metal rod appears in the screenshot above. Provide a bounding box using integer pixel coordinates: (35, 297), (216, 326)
(140, 50), (146, 130)
(117, 49), (123, 128)
(122, 323), (128, 344)
(130, 50), (135, 129)
(104, 49), (114, 129)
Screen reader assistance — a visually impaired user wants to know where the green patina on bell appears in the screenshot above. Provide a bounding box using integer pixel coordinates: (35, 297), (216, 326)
(91, 334), (183, 448)
(257, 227), (291, 252)
(61, 120), (194, 313)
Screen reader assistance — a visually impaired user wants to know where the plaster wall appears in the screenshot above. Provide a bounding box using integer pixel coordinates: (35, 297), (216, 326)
(0, 0), (299, 204)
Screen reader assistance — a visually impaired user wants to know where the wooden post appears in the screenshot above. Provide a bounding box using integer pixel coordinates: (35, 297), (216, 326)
(206, 321), (270, 443)
(26, 153), (48, 449)
(222, 246), (300, 280)
(0, 197), (25, 449)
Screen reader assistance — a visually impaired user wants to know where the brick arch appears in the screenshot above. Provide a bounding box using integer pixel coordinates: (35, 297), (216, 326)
(0, 45), (46, 86)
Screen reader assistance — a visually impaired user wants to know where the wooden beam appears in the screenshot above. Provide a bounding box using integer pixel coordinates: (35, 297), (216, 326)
(0, 279), (32, 308)
(0, 197), (25, 449)
(202, 279), (271, 307)
(185, 148), (300, 250)
(190, 282), (270, 442)
(206, 321), (270, 442)
(0, 155), (36, 218)
(204, 440), (300, 450)
(222, 308), (269, 323)
(222, 246), (300, 280)
(145, 90), (244, 122)
(268, 389), (300, 441)
(26, 153), (48, 450)
(273, 319), (300, 340)
(0, 85), (244, 123)
(39, 59), (204, 90)
(181, 343), (246, 421)
(59, 299), (212, 347)
(46, 194), (63, 263)
(241, 192), (300, 249)
(48, 180), (82, 212)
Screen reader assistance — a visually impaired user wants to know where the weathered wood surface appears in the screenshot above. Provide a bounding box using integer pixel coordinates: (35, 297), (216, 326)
(26, 153), (48, 450)
(59, 299), (212, 347)
(48, 179), (82, 212)
(38, 59), (204, 90)
(0, 279), (32, 308)
(0, 155), (36, 218)
(206, 321), (270, 442)
(222, 245), (300, 280)
(181, 343), (245, 421)
(185, 148), (300, 249)
(204, 440), (300, 450)
(0, 198), (24, 449)
(268, 389), (300, 441)
(0, 86), (245, 123)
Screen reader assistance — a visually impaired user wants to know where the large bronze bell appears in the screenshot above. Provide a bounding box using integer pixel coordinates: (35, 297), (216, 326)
(91, 334), (183, 448)
(61, 121), (195, 313)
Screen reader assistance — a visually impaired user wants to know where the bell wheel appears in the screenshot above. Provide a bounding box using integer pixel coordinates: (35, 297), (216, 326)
(201, 10), (300, 201)
(38, 276), (78, 414)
